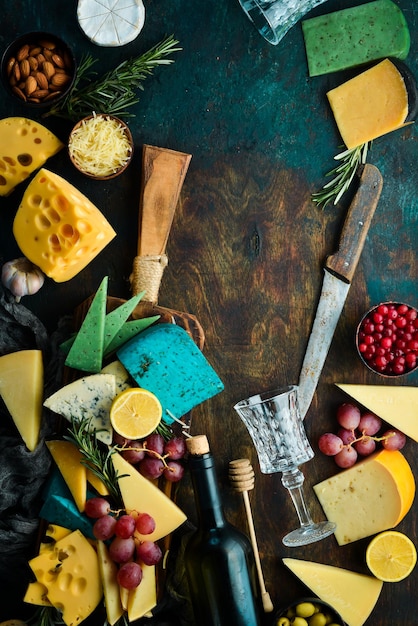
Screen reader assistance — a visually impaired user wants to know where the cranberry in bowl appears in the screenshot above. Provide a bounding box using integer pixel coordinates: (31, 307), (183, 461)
(356, 302), (418, 377)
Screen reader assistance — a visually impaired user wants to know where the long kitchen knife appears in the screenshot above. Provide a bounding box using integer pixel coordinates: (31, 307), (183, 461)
(298, 163), (383, 419)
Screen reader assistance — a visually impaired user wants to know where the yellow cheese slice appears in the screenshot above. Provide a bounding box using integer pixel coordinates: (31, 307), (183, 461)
(327, 59), (409, 149)
(40, 523), (73, 552)
(283, 558), (383, 626)
(313, 449), (415, 546)
(0, 349), (43, 451)
(86, 466), (110, 496)
(13, 168), (116, 282)
(336, 383), (418, 442)
(0, 117), (63, 197)
(128, 564), (157, 621)
(28, 529), (102, 626)
(23, 580), (51, 607)
(112, 452), (187, 542)
(97, 540), (124, 626)
(46, 440), (87, 512)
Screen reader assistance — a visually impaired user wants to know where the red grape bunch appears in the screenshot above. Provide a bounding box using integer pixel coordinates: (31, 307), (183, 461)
(85, 496), (163, 589)
(318, 402), (407, 469)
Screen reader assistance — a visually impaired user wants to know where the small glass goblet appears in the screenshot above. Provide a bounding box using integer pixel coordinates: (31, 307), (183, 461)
(234, 385), (335, 547)
(237, 0), (330, 45)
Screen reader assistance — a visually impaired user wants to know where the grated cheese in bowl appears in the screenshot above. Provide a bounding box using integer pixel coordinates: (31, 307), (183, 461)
(68, 113), (134, 179)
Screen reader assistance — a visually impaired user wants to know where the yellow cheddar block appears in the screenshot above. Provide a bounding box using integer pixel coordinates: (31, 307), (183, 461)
(314, 449), (415, 545)
(283, 558), (383, 626)
(13, 168), (116, 282)
(28, 529), (102, 626)
(46, 440), (87, 512)
(0, 349), (43, 451)
(0, 117), (63, 197)
(327, 59), (409, 149)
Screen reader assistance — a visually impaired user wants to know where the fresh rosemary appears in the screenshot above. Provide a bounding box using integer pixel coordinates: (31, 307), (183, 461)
(64, 416), (122, 504)
(28, 606), (65, 626)
(311, 142), (370, 209)
(44, 35), (181, 121)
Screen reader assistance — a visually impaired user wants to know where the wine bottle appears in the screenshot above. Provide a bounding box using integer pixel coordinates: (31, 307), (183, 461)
(184, 435), (262, 626)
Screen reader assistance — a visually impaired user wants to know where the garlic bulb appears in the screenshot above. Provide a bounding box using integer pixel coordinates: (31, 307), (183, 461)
(1, 257), (45, 302)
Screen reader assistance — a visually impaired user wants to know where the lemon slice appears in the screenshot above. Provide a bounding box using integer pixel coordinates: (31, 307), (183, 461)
(110, 387), (162, 440)
(366, 530), (417, 582)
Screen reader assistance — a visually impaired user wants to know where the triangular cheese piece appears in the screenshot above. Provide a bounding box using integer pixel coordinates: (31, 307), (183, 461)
(0, 349), (43, 451)
(44, 373), (116, 444)
(336, 384), (418, 442)
(112, 452), (187, 542)
(283, 558), (383, 626)
(101, 360), (132, 394)
(86, 466), (110, 496)
(46, 440), (87, 512)
(104, 315), (160, 357)
(103, 291), (145, 352)
(65, 276), (108, 373)
(128, 564), (157, 622)
(97, 540), (124, 626)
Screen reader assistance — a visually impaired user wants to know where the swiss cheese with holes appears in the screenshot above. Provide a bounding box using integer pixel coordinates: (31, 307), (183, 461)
(13, 168), (116, 282)
(0, 117), (63, 196)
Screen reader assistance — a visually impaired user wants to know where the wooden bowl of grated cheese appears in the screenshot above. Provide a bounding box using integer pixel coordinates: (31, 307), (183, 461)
(68, 113), (134, 179)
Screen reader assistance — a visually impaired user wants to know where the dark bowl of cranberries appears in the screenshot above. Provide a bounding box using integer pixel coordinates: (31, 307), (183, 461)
(356, 302), (418, 377)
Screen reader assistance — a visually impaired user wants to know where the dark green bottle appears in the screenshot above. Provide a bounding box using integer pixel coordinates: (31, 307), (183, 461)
(184, 435), (262, 626)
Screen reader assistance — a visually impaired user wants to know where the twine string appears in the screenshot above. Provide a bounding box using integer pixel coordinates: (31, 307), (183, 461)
(129, 254), (168, 303)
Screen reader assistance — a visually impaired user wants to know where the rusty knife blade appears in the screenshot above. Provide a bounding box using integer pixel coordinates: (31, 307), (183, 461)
(298, 163), (383, 419)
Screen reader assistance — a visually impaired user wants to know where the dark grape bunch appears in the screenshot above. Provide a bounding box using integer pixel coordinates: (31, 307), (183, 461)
(318, 402), (407, 469)
(85, 496), (163, 589)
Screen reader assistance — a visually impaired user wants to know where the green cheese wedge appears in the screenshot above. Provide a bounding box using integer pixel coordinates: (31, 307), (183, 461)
(302, 0), (410, 77)
(65, 276), (108, 373)
(104, 315), (160, 357)
(103, 291), (145, 351)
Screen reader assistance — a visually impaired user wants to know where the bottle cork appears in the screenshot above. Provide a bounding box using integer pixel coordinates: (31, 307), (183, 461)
(186, 434), (210, 455)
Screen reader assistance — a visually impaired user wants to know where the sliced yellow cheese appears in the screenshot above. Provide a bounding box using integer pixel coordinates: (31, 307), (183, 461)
(128, 564), (157, 622)
(0, 117), (63, 197)
(97, 540), (124, 626)
(23, 580), (51, 607)
(86, 466), (110, 496)
(112, 452), (187, 542)
(283, 558), (383, 626)
(327, 59), (409, 149)
(13, 168), (116, 282)
(46, 440), (87, 512)
(336, 383), (418, 442)
(40, 523), (72, 552)
(0, 349), (43, 451)
(28, 529), (102, 626)
(314, 449), (415, 546)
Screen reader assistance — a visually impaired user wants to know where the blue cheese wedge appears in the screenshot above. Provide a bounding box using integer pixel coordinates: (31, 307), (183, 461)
(43, 373), (116, 444)
(77, 0), (145, 47)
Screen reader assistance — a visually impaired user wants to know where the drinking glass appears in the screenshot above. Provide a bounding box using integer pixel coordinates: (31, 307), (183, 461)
(234, 385), (335, 546)
(237, 0), (330, 45)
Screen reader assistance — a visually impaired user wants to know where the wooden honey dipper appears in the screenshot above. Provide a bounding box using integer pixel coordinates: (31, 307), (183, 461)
(229, 458), (274, 613)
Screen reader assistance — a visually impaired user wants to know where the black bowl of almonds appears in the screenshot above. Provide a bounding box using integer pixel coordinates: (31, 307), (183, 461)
(1, 31), (76, 108)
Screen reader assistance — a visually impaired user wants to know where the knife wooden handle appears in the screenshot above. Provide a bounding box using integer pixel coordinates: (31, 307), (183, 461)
(326, 163), (383, 283)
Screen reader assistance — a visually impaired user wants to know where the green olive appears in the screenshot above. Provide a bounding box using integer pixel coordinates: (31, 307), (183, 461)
(295, 603), (316, 618)
(291, 618), (309, 626)
(308, 613), (327, 626)
(276, 618), (291, 626)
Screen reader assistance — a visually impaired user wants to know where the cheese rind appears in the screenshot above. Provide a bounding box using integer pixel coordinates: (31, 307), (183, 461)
(77, 0), (145, 47)
(283, 558), (383, 626)
(302, 0), (410, 76)
(327, 59), (409, 149)
(0, 117), (63, 196)
(0, 349), (43, 451)
(13, 168), (116, 282)
(336, 383), (418, 442)
(313, 449), (415, 545)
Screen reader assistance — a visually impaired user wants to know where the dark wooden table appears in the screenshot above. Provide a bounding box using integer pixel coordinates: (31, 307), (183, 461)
(0, 1), (417, 624)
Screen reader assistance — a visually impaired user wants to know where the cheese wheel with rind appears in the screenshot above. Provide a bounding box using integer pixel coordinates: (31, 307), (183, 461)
(77, 0), (145, 47)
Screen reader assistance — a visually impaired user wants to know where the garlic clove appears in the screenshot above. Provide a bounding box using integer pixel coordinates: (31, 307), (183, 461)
(1, 257), (45, 302)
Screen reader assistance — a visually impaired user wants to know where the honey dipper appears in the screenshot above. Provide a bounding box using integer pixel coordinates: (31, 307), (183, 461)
(229, 458), (274, 613)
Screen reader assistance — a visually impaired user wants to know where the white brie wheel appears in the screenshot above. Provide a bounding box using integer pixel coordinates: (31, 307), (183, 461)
(77, 0), (145, 47)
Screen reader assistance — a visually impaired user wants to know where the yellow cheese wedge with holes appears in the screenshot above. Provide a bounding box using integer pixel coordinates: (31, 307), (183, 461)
(0, 117), (63, 197)
(46, 440), (87, 512)
(327, 58), (409, 149)
(0, 349), (43, 451)
(13, 168), (116, 282)
(336, 383), (418, 442)
(314, 449), (415, 545)
(283, 558), (383, 626)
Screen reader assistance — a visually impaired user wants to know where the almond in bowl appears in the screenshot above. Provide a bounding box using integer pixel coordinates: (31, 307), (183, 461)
(68, 113), (134, 180)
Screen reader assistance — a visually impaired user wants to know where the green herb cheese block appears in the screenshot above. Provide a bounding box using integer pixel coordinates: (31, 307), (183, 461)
(302, 0), (410, 77)
(117, 323), (224, 423)
(104, 314), (160, 357)
(39, 494), (95, 540)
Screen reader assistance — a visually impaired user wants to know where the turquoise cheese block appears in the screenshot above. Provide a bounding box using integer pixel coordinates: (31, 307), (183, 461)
(117, 323), (224, 423)
(302, 0), (410, 77)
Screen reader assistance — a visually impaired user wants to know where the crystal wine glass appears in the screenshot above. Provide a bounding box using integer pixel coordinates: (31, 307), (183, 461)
(237, 0), (330, 45)
(234, 385), (335, 547)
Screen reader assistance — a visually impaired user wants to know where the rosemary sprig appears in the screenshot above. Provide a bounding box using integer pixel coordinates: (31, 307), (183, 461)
(45, 35), (181, 121)
(311, 142), (370, 209)
(64, 416), (122, 505)
(28, 606), (65, 626)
